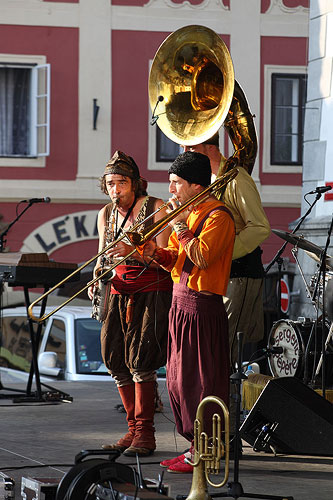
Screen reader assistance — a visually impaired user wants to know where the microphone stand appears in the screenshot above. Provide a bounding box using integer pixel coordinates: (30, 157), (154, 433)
(175, 335), (293, 500)
(310, 213), (333, 398)
(215, 332), (294, 500)
(0, 200), (36, 253)
(265, 192), (322, 321)
(150, 95), (164, 126)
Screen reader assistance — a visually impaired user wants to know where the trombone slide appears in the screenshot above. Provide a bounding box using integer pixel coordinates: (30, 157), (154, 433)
(28, 168), (238, 324)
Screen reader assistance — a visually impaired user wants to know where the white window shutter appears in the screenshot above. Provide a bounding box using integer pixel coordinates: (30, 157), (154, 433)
(32, 63), (51, 156)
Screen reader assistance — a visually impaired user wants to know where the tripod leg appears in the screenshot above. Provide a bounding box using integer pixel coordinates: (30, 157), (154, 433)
(24, 287), (43, 399)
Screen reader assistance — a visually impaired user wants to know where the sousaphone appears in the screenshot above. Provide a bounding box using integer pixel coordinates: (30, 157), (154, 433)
(149, 25), (257, 174)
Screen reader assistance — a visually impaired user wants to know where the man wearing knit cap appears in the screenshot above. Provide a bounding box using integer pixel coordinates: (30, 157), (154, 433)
(182, 133), (270, 445)
(88, 150), (172, 457)
(144, 151), (235, 473)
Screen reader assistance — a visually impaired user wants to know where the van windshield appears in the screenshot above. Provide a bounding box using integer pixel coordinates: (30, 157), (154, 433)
(74, 318), (108, 375)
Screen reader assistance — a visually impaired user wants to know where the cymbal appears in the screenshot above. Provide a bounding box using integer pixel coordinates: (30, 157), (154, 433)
(304, 250), (333, 271)
(272, 229), (323, 257)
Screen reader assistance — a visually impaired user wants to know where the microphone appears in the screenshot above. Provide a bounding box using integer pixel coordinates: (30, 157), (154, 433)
(22, 197), (51, 204)
(262, 346), (283, 355)
(307, 185), (332, 195)
(150, 95), (164, 126)
(267, 346), (283, 355)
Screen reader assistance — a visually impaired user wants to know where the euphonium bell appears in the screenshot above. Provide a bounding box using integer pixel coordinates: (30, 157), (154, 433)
(186, 396), (230, 500)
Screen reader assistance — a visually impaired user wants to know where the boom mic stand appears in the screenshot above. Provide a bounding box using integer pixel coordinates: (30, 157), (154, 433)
(311, 213), (333, 398)
(214, 332), (294, 500)
(265, 191), (322, 320)
(0, 200), (38, 253)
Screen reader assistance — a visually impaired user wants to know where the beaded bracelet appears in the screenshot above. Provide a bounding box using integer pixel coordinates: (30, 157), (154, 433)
(173, 221), (189, 236)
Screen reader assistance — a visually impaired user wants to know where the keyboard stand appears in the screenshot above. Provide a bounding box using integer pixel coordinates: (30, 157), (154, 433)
(0, 284), (72, 404)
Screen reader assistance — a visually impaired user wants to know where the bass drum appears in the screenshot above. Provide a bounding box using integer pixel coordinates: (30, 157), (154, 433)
(268, 319), (331, 382)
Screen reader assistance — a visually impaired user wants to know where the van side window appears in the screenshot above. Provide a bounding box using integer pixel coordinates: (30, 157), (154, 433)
(75, 318), (106, 374)
(45, 319), (66, 369)
(0, 316), (45, 372)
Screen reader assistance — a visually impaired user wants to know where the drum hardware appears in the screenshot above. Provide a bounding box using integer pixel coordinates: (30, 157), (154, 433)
(271, 230), (323, 258)
(287, 242), (333, 388)
(271, 230), (333, 319)
(304, 249), (333, 271)
(266, 198), (324, 324)
(291, 246), (320, 314)
(309, 271), (333, 322)
(314, 322), (333, 379)
(303, 318), (333, 387)
(315, 214), (333, 397)
(266, 187), (325, 279)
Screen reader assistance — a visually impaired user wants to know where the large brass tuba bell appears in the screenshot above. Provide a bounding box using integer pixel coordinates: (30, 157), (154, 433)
(148, 25), (235, 146)
(149, 25), (257, 174)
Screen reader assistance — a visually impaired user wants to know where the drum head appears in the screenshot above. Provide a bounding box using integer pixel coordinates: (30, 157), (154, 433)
(268, 320), (303, 378)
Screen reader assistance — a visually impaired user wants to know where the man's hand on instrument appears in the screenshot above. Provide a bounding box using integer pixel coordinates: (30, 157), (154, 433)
(105, 240), (132, 259)
(143, 240), (157, 259)
(87, 281), (97, 301)
(167, 199), (191, 229)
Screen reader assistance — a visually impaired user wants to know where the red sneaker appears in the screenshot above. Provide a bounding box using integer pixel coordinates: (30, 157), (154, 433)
(167, 457), (193, 474)
(160, 454), (185, 468)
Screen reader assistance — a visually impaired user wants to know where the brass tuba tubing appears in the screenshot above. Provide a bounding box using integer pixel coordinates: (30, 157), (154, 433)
(28, 168), (238, 323)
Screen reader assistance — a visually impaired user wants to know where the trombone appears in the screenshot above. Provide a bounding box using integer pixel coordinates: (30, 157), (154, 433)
(28, 167), (238, 323)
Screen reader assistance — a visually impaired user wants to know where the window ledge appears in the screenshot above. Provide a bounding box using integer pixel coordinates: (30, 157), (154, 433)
(264, 164), (302, 174)
(0, 157), (46, 168)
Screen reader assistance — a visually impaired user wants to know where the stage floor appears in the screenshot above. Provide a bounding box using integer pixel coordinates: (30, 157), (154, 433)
(0, 378), (332, 500)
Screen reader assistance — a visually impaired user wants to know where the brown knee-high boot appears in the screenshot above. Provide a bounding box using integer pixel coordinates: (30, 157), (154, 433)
(102, 383), (135, 451)
(123, 381), (156, 457)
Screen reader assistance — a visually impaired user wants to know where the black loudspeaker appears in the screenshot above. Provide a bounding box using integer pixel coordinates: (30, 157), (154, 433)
(240, 377), (333, 456)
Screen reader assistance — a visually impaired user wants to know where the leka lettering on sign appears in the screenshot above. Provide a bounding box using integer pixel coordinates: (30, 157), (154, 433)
(20, 211), (99, 254)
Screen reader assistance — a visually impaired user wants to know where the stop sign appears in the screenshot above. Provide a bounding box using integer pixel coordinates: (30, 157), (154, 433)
(279, 278), (290, 313)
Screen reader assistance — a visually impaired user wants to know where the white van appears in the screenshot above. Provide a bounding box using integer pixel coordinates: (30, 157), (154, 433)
(0, 306), (111, 382)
